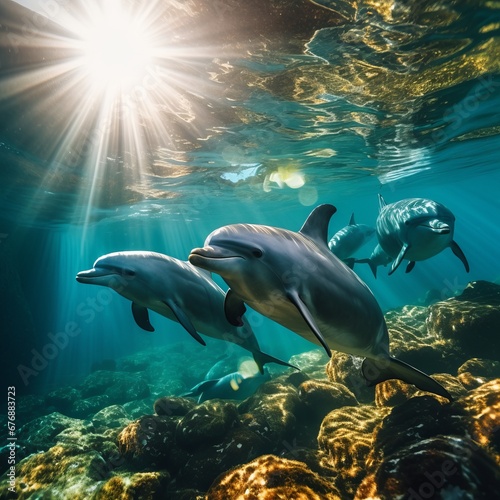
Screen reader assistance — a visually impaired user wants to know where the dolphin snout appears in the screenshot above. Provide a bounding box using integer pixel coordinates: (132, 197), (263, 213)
(76, 267), (112, 283)
(426, 219), (451, 234)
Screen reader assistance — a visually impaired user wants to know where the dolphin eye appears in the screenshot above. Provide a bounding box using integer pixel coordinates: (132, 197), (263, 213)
(252, 249), (263, 258)
(122, 269), (136, 277)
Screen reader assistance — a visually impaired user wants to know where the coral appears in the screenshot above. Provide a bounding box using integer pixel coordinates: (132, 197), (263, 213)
(318, 405), (390, 496)
(206, 454), (341, 499)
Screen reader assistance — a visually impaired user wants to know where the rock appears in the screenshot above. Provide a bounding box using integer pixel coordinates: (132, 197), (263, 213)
(123, 398), (156, 419)
(97, 471), (171, 499)
(457, 358), (500, 389)
(154, 397), (196, 417)
(79, 370), (150, 404)
(92, 405), (131, 431)
(175, 426), (269, 491)
(80, 370), (119, 398)
(370, 396), (468, 463)
(298, 380), (357, 423)
(426, 281), (500, 361)
(118, 414), (181, 469)
(385, 305), (458, 375)
(71, 395), (111, 419)
(206, 454), (341, 499)
(0, 444), (109, 498)
(456, 379), (500, 463)
(91, 359), (117, 372)
(356, 436), (500, 499)
(374, 374), (466, 407)
(176, 400), (239, 451)
(45, 387), (82, 413)
(326, 352), (375, 403)
(238, 382), (301, 447)
(318, 404), (390, 496)
(289, 349), (330, 374)
(17, 412), (90, 454)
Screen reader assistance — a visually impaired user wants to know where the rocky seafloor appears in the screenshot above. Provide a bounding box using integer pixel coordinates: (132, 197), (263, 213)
(1, 280), (500, 499)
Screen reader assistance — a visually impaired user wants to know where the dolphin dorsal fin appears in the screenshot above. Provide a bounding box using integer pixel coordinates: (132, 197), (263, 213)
(349, 213), (355, 225)
(378, 194), (387, 211)
(299, 204), (337, 247)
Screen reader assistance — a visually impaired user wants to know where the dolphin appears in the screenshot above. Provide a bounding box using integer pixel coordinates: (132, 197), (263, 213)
(328, 213), (375, 267)
(76, 251), (295, 373)
(181, 369), (270, 403)
(355, 244), (393, 278)
(376, 195), (469, 275)
(189, 205), (452, 400)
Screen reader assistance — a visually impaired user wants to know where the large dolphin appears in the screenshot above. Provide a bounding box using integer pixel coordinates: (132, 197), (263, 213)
(376, 195), (469, 275)
(328, 213), (375, 267)
(189, 205), (452, 400)
(76, 251), (295, 373)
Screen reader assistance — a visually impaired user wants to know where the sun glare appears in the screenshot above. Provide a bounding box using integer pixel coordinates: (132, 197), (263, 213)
(79, 3), (154, 92)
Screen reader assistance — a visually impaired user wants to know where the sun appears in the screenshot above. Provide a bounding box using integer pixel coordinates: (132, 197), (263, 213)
(78, 1), (154, 92)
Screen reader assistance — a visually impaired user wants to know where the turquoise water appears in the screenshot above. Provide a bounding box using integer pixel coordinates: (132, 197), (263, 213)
(1, 0), (499, 395)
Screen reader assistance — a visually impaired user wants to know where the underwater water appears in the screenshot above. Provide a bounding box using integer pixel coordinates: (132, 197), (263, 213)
(1, 0), (500, 498)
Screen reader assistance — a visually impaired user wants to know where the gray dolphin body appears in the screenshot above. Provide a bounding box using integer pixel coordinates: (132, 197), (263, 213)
(182, 369), (270, 403)
(376, 195), (469, 275)
(189, 205), (452, 400)
(355, 244), (393, 278)
(328, 213), (375, 267)
(76, 251), (294, 372)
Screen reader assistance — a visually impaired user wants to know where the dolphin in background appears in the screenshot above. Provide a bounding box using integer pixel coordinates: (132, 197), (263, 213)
(376, 195), (469, 275)
(189, 205), (452, 400)
(76, 251), (295, 373)
(182, 368), (270, 403)
(328, 213), (375, 268)
(355, 244), (393, 278)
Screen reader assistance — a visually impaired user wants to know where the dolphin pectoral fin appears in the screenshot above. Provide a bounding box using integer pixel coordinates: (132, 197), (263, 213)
(252, 350), (300, 374)
(378, 194), (387, 211)
(299, 204), (337, 247)
(286, 289), (332, 357)
(450, 241), (470, 272)
(131, 303), (155, 332)
(361, 357), (452, 401)
(389, 244), (409, 275)
(163, 300), (206, 346)
(224, 289), (247, 327)
(405, 261), (416, 273)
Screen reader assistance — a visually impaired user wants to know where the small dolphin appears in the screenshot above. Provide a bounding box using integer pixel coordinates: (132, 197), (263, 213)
(189, 205), (452, 400)
(182, 369), (270, 403)
(76, 251), (295, 373)
(355, 244), (393, 278)
(328, 213), (375, 267)
(376, 195), (469, 275)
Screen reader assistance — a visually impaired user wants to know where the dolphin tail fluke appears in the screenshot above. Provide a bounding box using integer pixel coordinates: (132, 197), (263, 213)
(355, 258), (378, 278)
(361, 356), (452, 401)
(450, 241), (470, 272)
(344, 258), (356, 269)
(252, 350), (299, 374)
